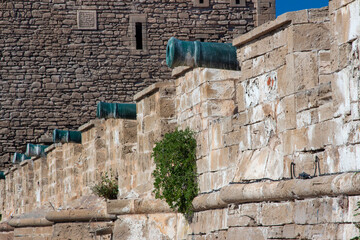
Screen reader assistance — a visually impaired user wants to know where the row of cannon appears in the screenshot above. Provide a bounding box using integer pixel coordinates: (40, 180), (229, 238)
(0, 102), (137, 179)
(2, 37), (239, 179)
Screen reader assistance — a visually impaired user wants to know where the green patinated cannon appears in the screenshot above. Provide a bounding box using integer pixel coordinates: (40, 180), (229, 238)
(0, 171), (5, 180)
(25, 144), (48, 157)
(96, 102), (136, 120)
(166, 37), (239, 70)
(53, 129), (82, 144)
(12, 153), (31, 164)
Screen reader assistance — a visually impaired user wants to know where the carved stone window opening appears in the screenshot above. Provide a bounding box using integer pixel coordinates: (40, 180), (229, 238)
(193, 0), (209, 7)
(230, 0), (246, 7)
(129, 14), (148, 54)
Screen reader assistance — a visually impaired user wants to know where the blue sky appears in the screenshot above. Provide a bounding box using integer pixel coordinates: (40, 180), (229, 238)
(276, 0), (329, 16)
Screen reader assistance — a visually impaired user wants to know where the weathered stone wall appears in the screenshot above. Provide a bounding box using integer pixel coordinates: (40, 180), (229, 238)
(1, 0), (360, 239)
(0, 0), (274, 167)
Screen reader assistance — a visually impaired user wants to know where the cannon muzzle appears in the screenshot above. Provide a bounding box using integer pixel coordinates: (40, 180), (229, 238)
(12, 153), (31, 164)
(25, 144), (48, 157)
(166, 37), (239, 70)
(53, 129), (82, 144)
(96, 102), (136, 120)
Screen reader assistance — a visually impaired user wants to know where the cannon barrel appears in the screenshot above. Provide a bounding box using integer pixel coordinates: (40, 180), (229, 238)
(96, 102), (136, 120)
(25, 144), (48, 157)
(53, 129), (82, 144)
(0, 171), (5, 180)
(166, 37), (239, 70)
(12, 153), (31, 164)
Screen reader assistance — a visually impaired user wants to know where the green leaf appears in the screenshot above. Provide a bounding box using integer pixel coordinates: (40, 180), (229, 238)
(152, 128), (198, 219)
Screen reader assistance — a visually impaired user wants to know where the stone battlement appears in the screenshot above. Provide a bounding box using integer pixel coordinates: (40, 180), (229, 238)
(0, 0), (360, 239)
(0, 0), (275, 168)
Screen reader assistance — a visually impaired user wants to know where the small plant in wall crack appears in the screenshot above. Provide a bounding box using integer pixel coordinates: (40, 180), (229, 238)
(152, 128), (198, 218)
(91, 171), (118, 200)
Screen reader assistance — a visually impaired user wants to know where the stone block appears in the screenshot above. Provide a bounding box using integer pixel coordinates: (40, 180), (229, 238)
(332, 0), (360, 45)
(277, 65), (294, 97)
(201, 80), (235, 100)
(290, 23), (330, 52)
(277, 94), (296, 132)
(240, 59), (253, 81)
(293, 52), (319, 91)
(228, 203), (260, 227)
(238, 126), (251, 151)
(232, 111), (249, 127)
(319, 74), (333, 84)
(227, 227), (267, 240)
(199, 68), (241, 83)
(233, 145), (283, 181)
(251, 117), (276, 149)
(308, 120), (335, 150)
(209, 122), (223, 150)
(319, 50), (332, 74)
(338, 144), (360, 172)
(264, 46), (287, 72)
(332, 67), (351, 117)
(252, 55), (266, 77)
(209, 148), (229, 171)
(158, 98), (175, 118)
(198, 172), (212, 193)
(204, 100), (235, 118)
(224, 130), (242, 147)
(236, 82), (246, 112)
(250, 122), (267, 149)
(143, 114), (158, 133)
(273, 27), (288, 49)
(282, 128), (308, 155)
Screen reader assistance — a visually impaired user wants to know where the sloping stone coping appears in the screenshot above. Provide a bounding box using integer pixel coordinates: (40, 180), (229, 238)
(134, 81), (174, 101)
(8, 217), (53, 227)
(233, 7), (328, 47)
(107, 199), (173, 215)
(78, 120), (97, 132)
(45, 210), (116, 223)
(0, 222), (14, 232)
(171, 66), (192, 78)
(193, 172), (360, 211)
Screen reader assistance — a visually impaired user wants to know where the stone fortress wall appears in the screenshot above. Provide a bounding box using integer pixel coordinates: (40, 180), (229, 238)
(1, 0), (360, 239)
(0, 0), (275, 168)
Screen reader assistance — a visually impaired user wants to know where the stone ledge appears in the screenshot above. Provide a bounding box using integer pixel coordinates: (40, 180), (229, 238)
(44, 143), (62, 154)
(107, 198), (173, 215)
(45, 210), (117, 223)
(171, 66), (192, 78)
(134, 81), (174, 102)
(193, 172), (360, 211)
(233, 10), (308, 47)
(8, 217), (53, 227)
(78, 120), (96, 132)
(0, 222), (14, 232)
(19, 160), (28, 166)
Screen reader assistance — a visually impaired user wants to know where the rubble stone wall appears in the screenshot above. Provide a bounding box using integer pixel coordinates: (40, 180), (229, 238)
(0, 0), (274, 168)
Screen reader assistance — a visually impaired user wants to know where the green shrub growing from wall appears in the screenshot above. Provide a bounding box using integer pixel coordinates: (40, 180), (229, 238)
(91, 171), (118, 200)
(152, 128), (198, 217)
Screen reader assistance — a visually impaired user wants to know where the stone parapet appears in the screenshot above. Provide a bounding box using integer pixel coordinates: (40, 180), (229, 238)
(0, 0), (359, 239)
(0, 0), (269, 167)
